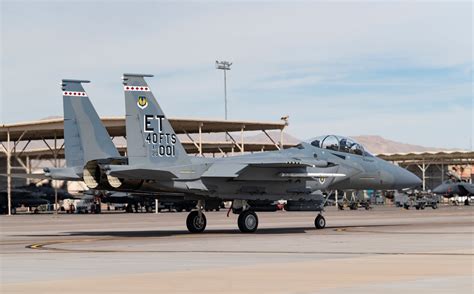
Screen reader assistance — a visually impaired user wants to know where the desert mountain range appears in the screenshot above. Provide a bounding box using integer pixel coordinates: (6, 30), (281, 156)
(241, 132), (457, 154)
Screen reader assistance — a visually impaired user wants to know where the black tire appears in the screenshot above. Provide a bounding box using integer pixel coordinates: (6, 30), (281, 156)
(432, 203), (438, 209)
(186, 211), (207, 233)
(238, 211), (259, 233)
(315, 214), (326, 229)
(415, 206), (420, 210)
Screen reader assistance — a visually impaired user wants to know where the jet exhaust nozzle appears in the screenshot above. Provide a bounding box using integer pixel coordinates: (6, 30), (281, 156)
(106, 173), (143, 190)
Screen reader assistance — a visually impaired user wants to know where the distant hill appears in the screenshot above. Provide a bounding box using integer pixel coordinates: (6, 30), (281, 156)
(242, 131), (301, 145)
(251, 132), (459, 154)
(351, 135), (450, 154)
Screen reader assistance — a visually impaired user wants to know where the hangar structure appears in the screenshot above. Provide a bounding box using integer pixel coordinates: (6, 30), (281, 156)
(2, 116), (473, 213)
(378, 151), (474, 191)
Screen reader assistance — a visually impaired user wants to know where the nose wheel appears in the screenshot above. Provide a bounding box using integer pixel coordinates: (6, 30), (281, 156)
(238, 210), (259, 233)
(315, 214), (326, 229)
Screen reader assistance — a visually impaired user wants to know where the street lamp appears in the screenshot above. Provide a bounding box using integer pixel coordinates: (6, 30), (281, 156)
(215, 60), (232, 120)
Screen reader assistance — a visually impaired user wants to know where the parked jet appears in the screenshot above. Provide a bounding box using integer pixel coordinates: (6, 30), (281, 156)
(433, 178), (473, 205)
(88, 73), (422, 233)
(0, 184), (67, 214)
(433, 179), (474, 196)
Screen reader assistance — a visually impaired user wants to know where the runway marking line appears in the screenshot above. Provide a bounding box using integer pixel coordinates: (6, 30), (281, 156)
(24, 237), (474, 257)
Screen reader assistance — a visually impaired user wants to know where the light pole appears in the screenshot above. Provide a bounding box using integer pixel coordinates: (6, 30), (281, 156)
(215, 60), (232, 120)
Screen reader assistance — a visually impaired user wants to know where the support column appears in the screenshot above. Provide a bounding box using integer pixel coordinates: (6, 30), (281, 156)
(54, 133), (58, 214)
(441, 164), (444, 182)
(280, 129), (284, 149)
(240, 125), (245, 154)
(26, 155), (31, 185)
(7, 129), (11, 216)
(422, 162), (426, 191)
(198, 123), (203, 156)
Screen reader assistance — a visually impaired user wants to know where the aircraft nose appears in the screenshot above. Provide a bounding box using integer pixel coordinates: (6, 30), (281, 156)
(395, 167), (422, 189)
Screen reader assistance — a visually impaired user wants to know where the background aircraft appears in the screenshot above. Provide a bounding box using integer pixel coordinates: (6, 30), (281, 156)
(0, 183), (72, 214)
(432, 172), (473, 205)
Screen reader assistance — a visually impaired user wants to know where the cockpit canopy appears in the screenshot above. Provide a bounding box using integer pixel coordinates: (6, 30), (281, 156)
(309, 135), (369, 156)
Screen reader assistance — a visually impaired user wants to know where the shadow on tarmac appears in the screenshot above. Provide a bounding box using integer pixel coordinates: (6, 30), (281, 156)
(18, 223), (410, 238)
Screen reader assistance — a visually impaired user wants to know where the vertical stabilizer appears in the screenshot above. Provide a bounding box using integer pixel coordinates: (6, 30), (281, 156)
(62, 80), (120, 167)
(122, 73), (190, 167)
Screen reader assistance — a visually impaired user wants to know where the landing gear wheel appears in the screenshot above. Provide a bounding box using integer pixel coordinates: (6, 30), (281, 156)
(238, 211), (259, 233)
(315, 214), (326, 229)
(186, 211), (207, 233)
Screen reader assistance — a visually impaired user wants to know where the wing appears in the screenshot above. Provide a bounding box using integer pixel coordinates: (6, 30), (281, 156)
(202, 159), (339, 179)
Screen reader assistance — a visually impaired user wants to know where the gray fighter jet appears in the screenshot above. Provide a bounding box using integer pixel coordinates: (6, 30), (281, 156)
(433, 171), (474, 200)
(85, 73), (422, 233)
(433, 176), (473, 206)
(433, 180), (474, 197)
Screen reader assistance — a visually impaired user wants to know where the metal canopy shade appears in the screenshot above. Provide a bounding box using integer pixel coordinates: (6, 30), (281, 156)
(0, 142), (296, 160)
(377, 151), (474, 165)
(0, 117), (287, 142)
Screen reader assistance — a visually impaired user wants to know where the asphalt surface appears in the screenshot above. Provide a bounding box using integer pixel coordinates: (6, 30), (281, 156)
(1, 205), (473, 293)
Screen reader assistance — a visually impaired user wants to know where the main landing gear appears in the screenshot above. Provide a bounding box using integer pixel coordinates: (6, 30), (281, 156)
(238, 210), (259, 233)
(186, 200), (207, 233)
(185, 199), (327, 233)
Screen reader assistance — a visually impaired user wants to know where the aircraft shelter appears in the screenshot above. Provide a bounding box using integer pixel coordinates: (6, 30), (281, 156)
(1, 117), (473, 213)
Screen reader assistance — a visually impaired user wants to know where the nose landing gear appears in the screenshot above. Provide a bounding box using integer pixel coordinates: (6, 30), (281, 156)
(315, 214), (326, 229)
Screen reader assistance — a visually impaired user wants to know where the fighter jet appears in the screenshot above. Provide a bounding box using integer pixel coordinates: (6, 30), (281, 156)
(433, 174), (473, 205)
(0, 183), (71, 214)
(86, 73), (422, 233)
(433, 180), (474, 197)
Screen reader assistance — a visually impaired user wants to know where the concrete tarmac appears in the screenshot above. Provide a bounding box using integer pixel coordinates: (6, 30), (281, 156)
(1, 206), (473, 293)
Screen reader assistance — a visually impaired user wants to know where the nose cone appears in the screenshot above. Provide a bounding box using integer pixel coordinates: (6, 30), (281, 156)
(394, 167), (422, 189)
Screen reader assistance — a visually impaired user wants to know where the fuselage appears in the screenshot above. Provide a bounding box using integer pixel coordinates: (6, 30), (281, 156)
(105, 141), (421, 201)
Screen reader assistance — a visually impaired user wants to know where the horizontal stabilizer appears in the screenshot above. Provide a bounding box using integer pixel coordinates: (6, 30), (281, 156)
(1, 173), (49, 180)
(1, 170), (81, 181)
(107, 165), (177, 180)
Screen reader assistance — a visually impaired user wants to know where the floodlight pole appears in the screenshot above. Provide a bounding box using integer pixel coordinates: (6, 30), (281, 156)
(215, 60), (232, 120)
(7, 129), (11, 216)
(224, 70), (228, 120)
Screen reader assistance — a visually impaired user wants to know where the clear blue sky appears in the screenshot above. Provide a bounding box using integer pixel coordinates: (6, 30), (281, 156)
(1, 1), (472, 149)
